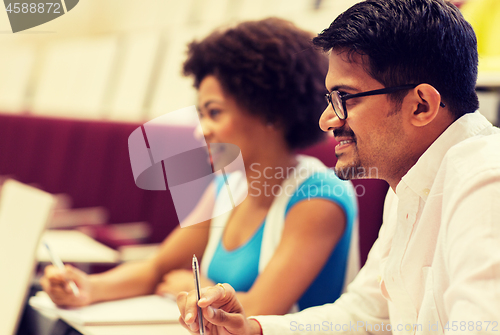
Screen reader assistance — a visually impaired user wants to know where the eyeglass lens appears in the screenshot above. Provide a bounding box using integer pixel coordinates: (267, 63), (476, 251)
(326, 93), (345, 119)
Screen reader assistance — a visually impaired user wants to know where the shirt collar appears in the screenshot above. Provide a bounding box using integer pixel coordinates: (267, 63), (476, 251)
(398, 111), (494, 201)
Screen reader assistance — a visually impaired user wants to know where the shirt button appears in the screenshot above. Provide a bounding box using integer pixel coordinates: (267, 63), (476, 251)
(423, 188), (430, 196)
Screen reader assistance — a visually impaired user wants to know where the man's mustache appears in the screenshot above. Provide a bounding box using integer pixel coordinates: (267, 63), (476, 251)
(333, 128), (356, 139)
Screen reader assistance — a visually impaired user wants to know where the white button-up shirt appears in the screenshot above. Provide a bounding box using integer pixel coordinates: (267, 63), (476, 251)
(255, 112), (500, 334)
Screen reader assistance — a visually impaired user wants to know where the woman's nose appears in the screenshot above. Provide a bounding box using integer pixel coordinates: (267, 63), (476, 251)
(193, 124), (204, 141)
(194, 120), (213, 143)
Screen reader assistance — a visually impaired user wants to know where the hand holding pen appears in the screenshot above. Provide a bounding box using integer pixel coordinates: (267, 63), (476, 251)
(40, 243), (92, 307)
(44, 242), (80, 296)
(177, 266), (261, 335)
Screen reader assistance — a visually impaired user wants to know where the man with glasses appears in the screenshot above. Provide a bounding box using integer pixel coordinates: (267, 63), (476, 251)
(177, 0), (500, 334)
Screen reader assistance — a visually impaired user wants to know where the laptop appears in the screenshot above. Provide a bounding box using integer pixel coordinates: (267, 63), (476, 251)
(0, 180), (55, 335)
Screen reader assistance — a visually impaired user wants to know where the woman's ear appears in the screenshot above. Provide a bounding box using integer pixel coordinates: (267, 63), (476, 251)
(410, 84), (444, 127)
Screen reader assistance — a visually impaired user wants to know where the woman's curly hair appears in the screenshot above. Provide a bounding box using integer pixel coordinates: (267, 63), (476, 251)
(183, 17), (329, 150)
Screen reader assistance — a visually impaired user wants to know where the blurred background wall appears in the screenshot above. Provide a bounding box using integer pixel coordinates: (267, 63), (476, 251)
(0, 0), (362, 124)
(0, 0), (497, 125)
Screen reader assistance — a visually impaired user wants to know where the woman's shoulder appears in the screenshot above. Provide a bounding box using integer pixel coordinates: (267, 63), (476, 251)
(293, 155), (354, 193)
(286, 164), (358, 221)
(298, 170), (355, 199)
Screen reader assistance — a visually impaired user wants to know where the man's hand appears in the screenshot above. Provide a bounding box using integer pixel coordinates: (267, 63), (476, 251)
(177, 283), (262, 335)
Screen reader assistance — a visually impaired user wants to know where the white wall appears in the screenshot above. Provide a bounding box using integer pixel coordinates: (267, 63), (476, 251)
(0, 0), (362, 123)
(0, 0), (497, 125)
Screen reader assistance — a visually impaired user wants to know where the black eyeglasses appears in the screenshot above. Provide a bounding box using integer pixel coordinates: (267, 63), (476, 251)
(325, 84), (446, 120)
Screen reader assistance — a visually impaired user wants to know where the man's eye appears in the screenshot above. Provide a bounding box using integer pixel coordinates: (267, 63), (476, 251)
(344, 96), (362, 108)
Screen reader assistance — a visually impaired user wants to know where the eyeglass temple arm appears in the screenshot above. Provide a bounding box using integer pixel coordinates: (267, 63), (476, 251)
(345, 85), (446, 107)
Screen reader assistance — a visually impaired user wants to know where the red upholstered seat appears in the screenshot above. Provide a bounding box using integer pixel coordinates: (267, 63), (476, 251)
(0, 114), (178, 245)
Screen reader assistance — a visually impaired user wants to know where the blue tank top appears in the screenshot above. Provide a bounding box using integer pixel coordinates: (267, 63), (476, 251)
(207, 170), (357, 310)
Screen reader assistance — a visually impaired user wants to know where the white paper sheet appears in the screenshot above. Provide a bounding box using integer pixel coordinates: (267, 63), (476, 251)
(29, 291), (181, 326)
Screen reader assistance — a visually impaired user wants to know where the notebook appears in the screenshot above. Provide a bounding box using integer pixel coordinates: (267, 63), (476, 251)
(37, 230), (120, 264)
(29, 291), (181, 326)
(0, 180), (56, 335)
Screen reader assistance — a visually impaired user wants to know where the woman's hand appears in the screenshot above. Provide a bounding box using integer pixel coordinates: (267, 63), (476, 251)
(177, 283), (262, 335)
(155, 269), (215, 297)
(40, 264), (92, 307)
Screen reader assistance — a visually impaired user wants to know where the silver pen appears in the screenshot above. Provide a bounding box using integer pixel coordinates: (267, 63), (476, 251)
(44, 242), (80, 296)
(192, 254), (205, 335)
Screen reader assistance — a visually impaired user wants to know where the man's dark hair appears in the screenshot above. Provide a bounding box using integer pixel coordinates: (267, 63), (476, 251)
(183, 18), (328, 150)
(312, 0), (479, 119)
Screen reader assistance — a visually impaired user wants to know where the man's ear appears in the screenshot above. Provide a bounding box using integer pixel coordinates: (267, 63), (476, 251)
(409, 84), (443, 127)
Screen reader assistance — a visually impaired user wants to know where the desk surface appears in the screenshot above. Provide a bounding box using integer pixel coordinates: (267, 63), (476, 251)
(37, 230), (120, 264)
(20, 297), (190, 335)
(71, 322), (191, 335)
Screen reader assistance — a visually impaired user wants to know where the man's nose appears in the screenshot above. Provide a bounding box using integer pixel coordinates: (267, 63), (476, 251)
(319, 104), (345, 132)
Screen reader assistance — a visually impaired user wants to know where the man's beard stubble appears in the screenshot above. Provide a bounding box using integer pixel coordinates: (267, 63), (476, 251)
(333, 127), (362, 180)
